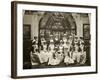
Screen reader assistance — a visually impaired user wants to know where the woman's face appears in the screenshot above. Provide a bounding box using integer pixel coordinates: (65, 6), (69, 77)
(74, 37), (78, 41)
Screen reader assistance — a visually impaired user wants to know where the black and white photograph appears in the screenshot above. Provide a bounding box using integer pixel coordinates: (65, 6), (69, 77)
(11, 1), (97, 78)
(23, 11), (91, 69)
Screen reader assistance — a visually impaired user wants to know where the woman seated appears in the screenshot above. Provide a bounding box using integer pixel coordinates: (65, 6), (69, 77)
(72, 43), (81, 64)
(56, 43), (64, 64)
(30, 49), (40, 68)
(64, 47), (74, 65)
(48, 49), (62, 66)
(38, 40), (49, 64)
(48, 39), (55, 57)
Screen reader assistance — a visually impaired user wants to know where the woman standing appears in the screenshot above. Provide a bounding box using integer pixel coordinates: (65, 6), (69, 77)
(48, 39), (55, 65)
(79, 43), (86, 64)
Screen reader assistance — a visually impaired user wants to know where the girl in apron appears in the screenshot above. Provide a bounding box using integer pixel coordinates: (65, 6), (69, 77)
(48, 47), (60, 65)
(67, 36), (74, 58)
(62, 35), (74, 65)
(38, 39), (49, 64)
(48, 39), (55, 65)
(63, 43), (74, 65)
(54, 40), (64, 64)
(48, 43), (63, 66)
(30, 42), (40, 68)
(72, 43), (81, 64)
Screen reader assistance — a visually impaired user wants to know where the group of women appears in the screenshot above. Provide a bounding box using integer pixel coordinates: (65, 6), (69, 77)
(30, 34), (87, 67)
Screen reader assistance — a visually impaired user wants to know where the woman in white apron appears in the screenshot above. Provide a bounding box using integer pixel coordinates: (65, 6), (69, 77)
(67, 36), (74, 58)
(48, 39), (55, 65)
(30, 41), (40, 68)
(56, 40), (64, 64)
(48, 50), (61, 66)
(72, 43), (81, 64)
(38, 39), (49, 64)
(64, 48), (74, 65)
(63, 37), (74, 65)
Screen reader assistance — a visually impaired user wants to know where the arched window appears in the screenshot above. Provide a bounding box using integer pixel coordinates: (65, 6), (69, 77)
(39, 12), (77, 40)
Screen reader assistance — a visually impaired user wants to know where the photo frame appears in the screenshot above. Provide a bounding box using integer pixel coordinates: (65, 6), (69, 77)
(11, 1), (98, 78)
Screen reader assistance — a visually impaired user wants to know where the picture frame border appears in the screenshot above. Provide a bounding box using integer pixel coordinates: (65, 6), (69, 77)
(11, 1), (98, 79)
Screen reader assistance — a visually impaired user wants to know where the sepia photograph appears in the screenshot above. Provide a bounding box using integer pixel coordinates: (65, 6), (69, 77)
(23, 11), (91, 69)
(11, 1), (97, 78)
